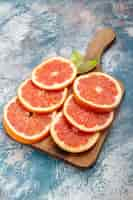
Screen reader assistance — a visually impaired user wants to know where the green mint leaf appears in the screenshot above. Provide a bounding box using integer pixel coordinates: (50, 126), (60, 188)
(71, 50), (99, 74)
(77, 59), (98, 74)
(71, 50), (83, 66)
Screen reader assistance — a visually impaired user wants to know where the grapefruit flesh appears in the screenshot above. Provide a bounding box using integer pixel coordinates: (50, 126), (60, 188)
(3, 97), (54, 144)
(18, 79), (68, 113)
(32, 57), (77, 90)
(73, 72), (122, 112)
(50, 112), (100, 153)
(64, 95), (114, 132)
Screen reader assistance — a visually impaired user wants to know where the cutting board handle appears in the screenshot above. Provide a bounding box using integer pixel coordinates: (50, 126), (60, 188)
(85, 28), (116, 69)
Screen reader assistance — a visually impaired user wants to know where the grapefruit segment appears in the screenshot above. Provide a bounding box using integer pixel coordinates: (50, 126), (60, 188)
(32, 57), (77, 90)
(50, 112), (100, 153)
(18, 79), (68, 113)
(3, 97), (55, 144)
(64, 95), (114, 132)
(73, 72), (122, 112)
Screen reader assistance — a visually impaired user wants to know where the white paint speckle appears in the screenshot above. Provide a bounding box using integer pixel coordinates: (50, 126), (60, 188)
(31, 2), (49, 14)
(3, 14), (32, 43)
(125, 27), (133, 37)
(47, 50), (57, 58)
(5, 149), (25, 165)
(0, 2), (12, 16)
(4, 147), (32, 167)
(103, 49), (122, 73)
(60, 47), (72, 58)
(0, 132), (6, 143)
(79, 9), (96, 24)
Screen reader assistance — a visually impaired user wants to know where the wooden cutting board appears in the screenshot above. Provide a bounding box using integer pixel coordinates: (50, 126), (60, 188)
(32, 28), (125, 168)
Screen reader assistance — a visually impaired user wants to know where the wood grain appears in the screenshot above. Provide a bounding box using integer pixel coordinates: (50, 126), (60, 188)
(32, 28), (125, 168)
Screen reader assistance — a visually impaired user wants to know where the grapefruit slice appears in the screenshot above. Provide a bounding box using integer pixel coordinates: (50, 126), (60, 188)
(64, 95), (114, 132)
(50, 112), (100, 153)
(18, 79), (68, 113)
(3, 97), (55, 144)
(32, 57), (77, 90)
(73, 72), (122, 112)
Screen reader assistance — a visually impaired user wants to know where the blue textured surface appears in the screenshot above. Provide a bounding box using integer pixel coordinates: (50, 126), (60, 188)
(0, 0), (133, 199)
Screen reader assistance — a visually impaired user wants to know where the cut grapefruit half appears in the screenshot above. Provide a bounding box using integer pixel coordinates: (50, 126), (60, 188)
(18, 79), (68, 113)
(32, 57), (77, 90)
(3, 97), (55, 144)
(73, 72), (122, 112)
(64, 94), (114, 132)
(50, 112), (100, 153)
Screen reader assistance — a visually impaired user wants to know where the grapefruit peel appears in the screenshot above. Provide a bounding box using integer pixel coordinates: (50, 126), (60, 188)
(3, 97), (55, 144)
(18, 79), (68, 113)
(32, 57), (77, 90)
(50, 112), (100, 153)
(73, 72), (122, 112)
(64, 94), (114, 132)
